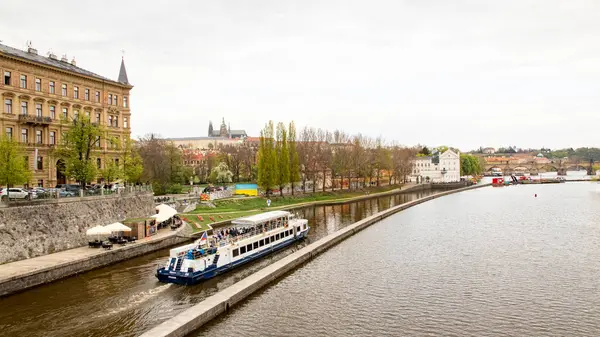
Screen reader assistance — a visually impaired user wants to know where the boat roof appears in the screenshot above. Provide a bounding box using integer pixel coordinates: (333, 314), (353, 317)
(231, 210), (291, 226)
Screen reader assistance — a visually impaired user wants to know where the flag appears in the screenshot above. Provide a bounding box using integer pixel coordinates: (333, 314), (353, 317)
(200, 231), (208, 245)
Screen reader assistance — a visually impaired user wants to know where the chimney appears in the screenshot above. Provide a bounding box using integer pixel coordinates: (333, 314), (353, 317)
(60, 54), (69, 63)
(71, 58), (77, 66)
(27, 47), (38, 55)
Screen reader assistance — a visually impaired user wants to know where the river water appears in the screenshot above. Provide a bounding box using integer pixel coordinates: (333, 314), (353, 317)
(197, 182), (600, 337)
(0, 189), (435, 337)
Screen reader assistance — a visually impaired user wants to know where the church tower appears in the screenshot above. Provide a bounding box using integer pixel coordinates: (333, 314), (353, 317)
(219, 118), (228, 137)
(208, 121), (214, 137)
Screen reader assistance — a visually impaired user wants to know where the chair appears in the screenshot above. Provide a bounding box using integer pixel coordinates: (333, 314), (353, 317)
(102, 241), (113, 250)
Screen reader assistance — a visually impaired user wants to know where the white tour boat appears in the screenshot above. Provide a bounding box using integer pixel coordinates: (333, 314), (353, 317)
(156, 210), (310, 285)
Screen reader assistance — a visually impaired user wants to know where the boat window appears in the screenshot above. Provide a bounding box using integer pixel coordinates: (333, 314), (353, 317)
(297, 226), (300, 232)
(270, 236), (274, 242)
(284, 230), (288, 237)
(276, 234), (280, 240)
(253, 242), (258, 249)
(233, 249), (239, 257)
(286, 230), (290, 236)
(259, 239), (264, 246)
(240, 246), (246, 254)
(247, 244), (252, 252)
(303, 224), (307, 230)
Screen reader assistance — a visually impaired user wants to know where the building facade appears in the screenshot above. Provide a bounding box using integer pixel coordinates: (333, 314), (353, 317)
(0, 43), (133, 187)
(410, 149), (461, 183)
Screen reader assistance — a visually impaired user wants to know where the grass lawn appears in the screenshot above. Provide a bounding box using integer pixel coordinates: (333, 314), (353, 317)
(186, 185), (402, 223)
(180, 214), (213, 233)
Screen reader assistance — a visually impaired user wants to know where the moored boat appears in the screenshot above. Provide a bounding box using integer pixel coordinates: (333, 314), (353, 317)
(156, 210), (310, 285)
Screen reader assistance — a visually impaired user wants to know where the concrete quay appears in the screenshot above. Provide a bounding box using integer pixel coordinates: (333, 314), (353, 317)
(0, 224), (190, 297)
(141, 183), (490, 337)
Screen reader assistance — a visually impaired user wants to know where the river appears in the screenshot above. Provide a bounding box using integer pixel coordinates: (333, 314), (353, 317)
(196, 182), (600, 337)
(0, 188), (436, 337)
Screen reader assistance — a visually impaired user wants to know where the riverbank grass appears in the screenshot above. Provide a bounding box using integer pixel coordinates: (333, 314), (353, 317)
(186, 185), (403, 222)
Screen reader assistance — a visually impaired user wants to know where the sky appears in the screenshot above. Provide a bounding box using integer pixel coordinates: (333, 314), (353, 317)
(2, 0), (599, 151)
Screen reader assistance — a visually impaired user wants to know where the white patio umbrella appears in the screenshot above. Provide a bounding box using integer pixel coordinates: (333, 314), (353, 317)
(153, 204), (178, 223)
(86, 225), (111, 241)
(104, 222), (131, 232)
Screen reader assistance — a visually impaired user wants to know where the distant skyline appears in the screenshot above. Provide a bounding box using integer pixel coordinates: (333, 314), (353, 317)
(2, 0), (599, 151)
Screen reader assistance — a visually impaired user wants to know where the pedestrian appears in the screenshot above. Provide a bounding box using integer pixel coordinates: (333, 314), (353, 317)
(267, 198), (271, 207)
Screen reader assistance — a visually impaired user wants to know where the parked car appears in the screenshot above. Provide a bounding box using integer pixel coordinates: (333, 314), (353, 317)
(0, 188), (37, 200)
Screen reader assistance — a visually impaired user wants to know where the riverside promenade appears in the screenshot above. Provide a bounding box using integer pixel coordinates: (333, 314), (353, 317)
(0, 224), (190, 297)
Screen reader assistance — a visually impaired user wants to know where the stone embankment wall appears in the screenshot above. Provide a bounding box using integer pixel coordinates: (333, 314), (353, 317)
(0, 193), (155, 264)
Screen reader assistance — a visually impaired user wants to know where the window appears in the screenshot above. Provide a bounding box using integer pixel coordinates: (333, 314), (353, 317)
(50, 131), (55, 145)
(95, 113), (101, 123)
(123, 96), (128, 108)
(97, 158), (101, 169)
(4, 98), (12, 113)
(85, 89), (89, 100)
(35, 104), (42, 117)
(37, 156), (43, 170)
(95, 136), (100, 148)
(114, 158), (119, 166)
(61, 84), (67, 96)
(74, 86), (79, 99)
(36, 130), (42, 144)
(246, 244), (252, 252)
(74, 110), (79, 120)
(49, 105), (56, 119)
(95, 91), (100, 102)
(296, 226), (300, 232)
(259, 239), (264, 246)
(35, 78), (41, 91)
(62, 107), (68, 119)
(115, 137), (120, 149)
(4, 71), (11, 85)
(21, 129), (28, 143)
(20, 74), (27, 88)
(124, 117), (128, 128)
(108, 94), (112, 105)
(5, 127), (12, 139)
(49, 81), (55, 94)
(253, 242), (258, 249)
(232, 249), (239, 257)
(114, 95), (118, 106)
(240, 246), (246, 254)
(108, 115), (112, 126)
(275, 234), (280, 240)
(21, 101), (28, 115)
(114, 116), (118, 127)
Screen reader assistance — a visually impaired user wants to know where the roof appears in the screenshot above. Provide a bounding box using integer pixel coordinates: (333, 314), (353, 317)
(232, 210), (291, 226)
(0, 43), (129, 87)
(170, 136), (228, 141)
(118, 58), (129, 84)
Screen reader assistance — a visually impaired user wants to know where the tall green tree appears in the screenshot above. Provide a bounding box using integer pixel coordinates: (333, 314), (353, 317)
(100, 159), (122, 184)
(0, 135), (32, 200)
(288, 121), (300, 195)
(460, 154), (483, 176)
(121, 138), (143, 184)
(257, 121), (278, 195)
(56, 115), (103, 186)
(276, 122), (290, 196)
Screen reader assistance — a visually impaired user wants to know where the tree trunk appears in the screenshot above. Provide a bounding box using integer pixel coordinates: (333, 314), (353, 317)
(291, 181), (295, 196)
(323, 170), (326, 192)
(279, 185), (284, 197)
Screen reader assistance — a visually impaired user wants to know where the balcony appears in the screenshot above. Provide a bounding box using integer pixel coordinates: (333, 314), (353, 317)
(18, 114), (53, 125)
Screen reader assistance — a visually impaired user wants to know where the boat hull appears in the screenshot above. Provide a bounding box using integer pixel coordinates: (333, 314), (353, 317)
(156, 229), (308, 285)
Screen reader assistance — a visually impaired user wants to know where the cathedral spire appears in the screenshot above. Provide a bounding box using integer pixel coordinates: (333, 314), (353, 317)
(118, 57), (129, 84)
(208, 121), (214, 137)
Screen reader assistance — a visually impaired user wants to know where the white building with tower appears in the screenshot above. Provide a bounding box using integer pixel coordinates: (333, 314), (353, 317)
(410, 149), (461, 183)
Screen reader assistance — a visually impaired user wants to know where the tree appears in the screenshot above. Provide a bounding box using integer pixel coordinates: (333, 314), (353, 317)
(276, 122), (290, 196)
(257, 121), (278, 195)
(418, 146), (431, 156)
(121, 137), (143, 184)
(137, 134), (188, 194)
(55, 115), (103, 186)
(0, 135), (31, 200)
(100, 159), (122, 184)
(460, 154), (483, 176)
(288, 121), (301, 195)
(210, 162), (233, 184)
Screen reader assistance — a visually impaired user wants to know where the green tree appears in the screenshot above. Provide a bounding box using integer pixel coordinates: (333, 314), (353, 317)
(210, 162), (233, 184)
(0, 135), (32, 200)
(100, 159), (122, 184)
(418, 146), (431, 156)
(276, 122), (290, 196)
(257, 121), (278, 195)
(121, 137), (143, 184)
(55, 115), (103, 186)
(288, 121), (301, 195)
(460, 154), (483, 176)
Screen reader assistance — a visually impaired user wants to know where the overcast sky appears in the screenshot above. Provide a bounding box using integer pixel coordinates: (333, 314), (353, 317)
(2, 0), (599, 151)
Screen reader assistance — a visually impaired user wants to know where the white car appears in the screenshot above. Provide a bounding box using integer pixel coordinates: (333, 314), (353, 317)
(0, 188), (37, 200)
